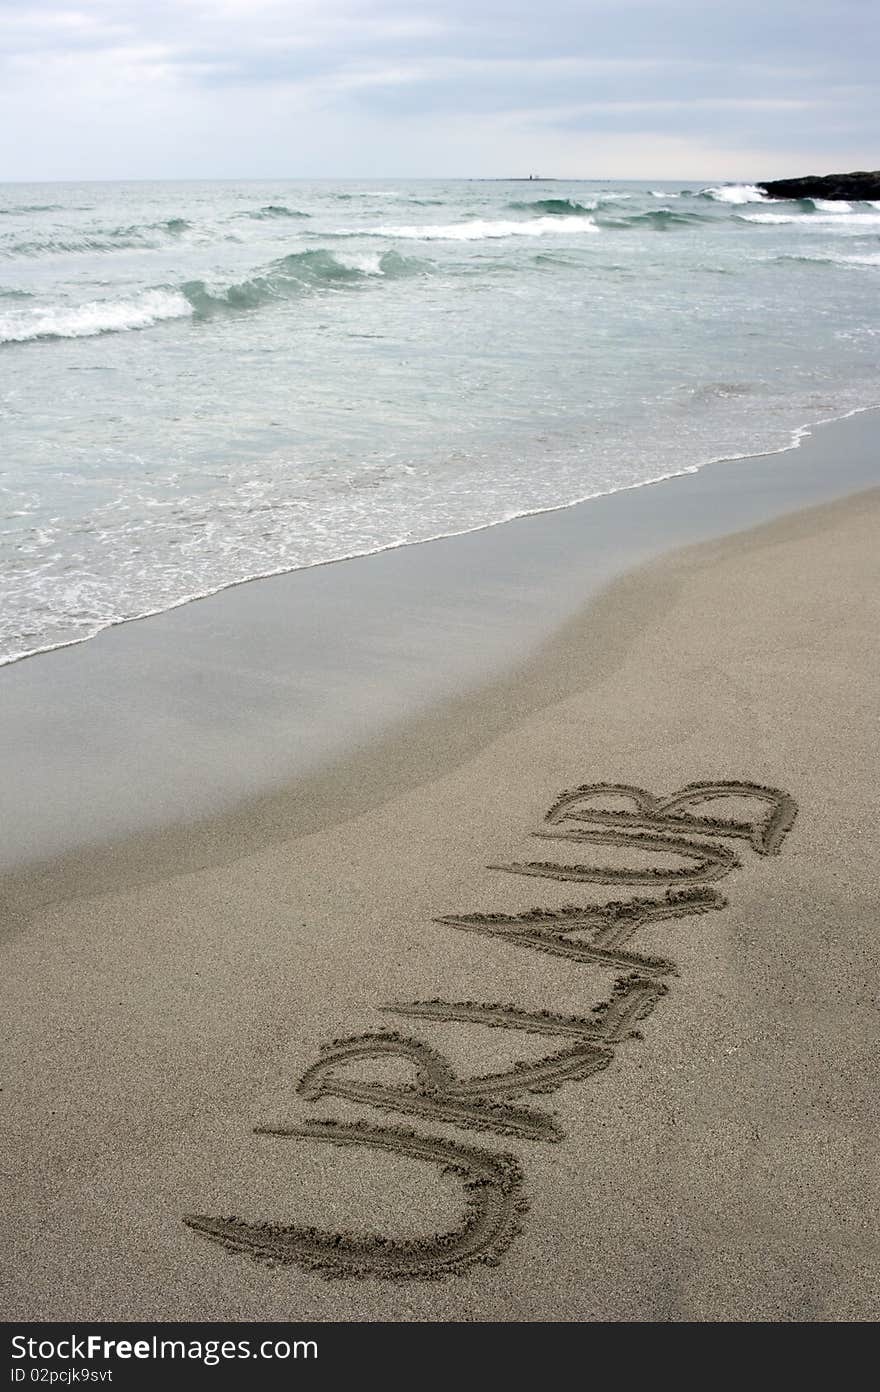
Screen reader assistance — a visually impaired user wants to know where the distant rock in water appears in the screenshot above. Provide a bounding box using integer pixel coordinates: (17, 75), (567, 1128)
(758, 170), (880, 200)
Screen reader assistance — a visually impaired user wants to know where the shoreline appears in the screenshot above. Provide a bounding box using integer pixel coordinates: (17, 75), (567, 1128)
(3, 407), (880, 880)
(3, 482), (878, 1319)
(5, 400), (878, 673)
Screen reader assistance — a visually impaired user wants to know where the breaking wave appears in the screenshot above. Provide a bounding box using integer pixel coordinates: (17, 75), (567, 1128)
(740, 211), (880, 227)
(0, 248), (430, 343)
(809, 198), (853, 212)
(701, 184), (771, 204)
(344, 216), (599, 241)
(181, 248), (427, 316)
(0, 289), (191, 343)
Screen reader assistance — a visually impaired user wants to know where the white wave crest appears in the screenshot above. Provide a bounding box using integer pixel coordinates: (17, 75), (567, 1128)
(807, 212), (880, 226)
(351, 216), (599, 241)
(741, 211), (880, 227)
(836, 252), (880, 266)
(739, 213), (802, 224)
(333, 251), (385, 274)
(0, 289), (191, 344)
(702, 184), (770, 204)
(810, 198), (853, 212)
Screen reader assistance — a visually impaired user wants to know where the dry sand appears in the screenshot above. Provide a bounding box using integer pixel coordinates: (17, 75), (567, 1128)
(2, 488), (879, 1321)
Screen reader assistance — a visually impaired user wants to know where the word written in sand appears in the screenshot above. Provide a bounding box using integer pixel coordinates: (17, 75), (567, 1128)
(185, 779), (797, 1279)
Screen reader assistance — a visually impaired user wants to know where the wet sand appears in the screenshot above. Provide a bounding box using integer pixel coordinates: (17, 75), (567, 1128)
(2, 484), (879, 1321)
(3, 407), (880, 878)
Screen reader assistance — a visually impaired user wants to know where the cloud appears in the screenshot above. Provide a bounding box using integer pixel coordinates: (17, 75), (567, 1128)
(0, 0), (876, 178)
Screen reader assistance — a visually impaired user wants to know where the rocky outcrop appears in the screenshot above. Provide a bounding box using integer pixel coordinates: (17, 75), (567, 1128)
(758, 171), (880, 201)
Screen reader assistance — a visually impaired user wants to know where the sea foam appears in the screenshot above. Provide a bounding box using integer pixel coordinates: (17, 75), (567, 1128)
(701, 184), (770, 204)
(741, 211), (880, 226)
(350, 216), (599, 240)
(0, 289), (191, 343)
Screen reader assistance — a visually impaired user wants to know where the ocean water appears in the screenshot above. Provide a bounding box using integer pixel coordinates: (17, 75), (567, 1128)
(2, 177), (879, 666)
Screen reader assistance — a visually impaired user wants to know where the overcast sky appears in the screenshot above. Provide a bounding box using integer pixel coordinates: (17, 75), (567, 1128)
(1, 0), (876, 181)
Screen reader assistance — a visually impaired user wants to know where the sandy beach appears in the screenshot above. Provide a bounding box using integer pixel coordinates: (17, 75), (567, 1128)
(2, 476), (878, 1322)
